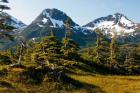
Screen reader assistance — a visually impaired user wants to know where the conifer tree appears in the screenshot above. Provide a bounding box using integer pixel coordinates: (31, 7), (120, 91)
(110, 36), (116, 66)
(64, 17), (72, 39)
(109, 31), (118, 68)
(95, 29), (101, 63)
(0, 0), (10, 12)
(124, 47), (136, 65)
(61, 17), (79, 60)
(94, 28), (110, 64)
(62, 17), (73, 48)
(33, 30), (61, 66)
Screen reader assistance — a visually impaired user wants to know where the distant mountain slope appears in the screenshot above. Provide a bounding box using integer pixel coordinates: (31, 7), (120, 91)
(0, 12), (26, 29)
(0, 12), (26, 49)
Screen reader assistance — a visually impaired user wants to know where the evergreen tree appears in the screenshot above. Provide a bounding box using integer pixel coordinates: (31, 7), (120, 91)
(61, 38), (79, 60)
(0, 0), (10, 12)
(33, 33), (61, 67)
(64, 17), (72, 39)
(135, 45), (140, 65)
(95, 29), (101, 63)
(63, 17), (73, 49)
(109, 34), (118, 67)
(124, 47), (136, 65)
(61, 17), (79, 60)
(94, 28), (110, 64)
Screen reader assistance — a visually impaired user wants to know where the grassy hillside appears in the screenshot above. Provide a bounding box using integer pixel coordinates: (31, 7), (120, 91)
(0, 59), (140, 93)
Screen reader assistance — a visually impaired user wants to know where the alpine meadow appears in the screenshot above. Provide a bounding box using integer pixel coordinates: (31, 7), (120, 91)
(0, 0), (140, 93)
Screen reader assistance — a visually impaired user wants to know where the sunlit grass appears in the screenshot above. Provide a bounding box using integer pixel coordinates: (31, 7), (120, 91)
(69, 74), (140, 93)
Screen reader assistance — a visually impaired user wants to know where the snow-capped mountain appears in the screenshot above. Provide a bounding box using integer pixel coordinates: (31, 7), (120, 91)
(21, 8), (95, 46)
(84, 13), (138, 36)
(33, 8), (79, 28)
(26, 8), (91, 35)
(0, 12), (26, 29)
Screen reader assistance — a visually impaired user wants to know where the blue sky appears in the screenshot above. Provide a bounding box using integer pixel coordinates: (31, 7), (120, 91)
(6, 0), (140, 25)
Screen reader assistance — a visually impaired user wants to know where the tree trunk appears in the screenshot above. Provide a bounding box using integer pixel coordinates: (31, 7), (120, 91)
(18, 43), (23, 64)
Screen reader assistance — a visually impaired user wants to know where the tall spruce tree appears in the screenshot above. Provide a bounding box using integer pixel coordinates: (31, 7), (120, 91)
(94, 28), (110, 64)
(62, 17), (72, 48)
(61, 17), (79, 60)
(95, 29), (101, 63)
(64, 17), (72, 39)
(110, 36), (116, 66)
(109, 30), (118, 68)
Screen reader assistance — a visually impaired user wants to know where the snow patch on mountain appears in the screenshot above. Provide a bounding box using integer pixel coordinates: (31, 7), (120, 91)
(120, 16), (134, 27)
(73, 26), (92, 35)
(51, 18), (64, 27)
(42, 18), (48, 24)
(42, 10), (64, 27)
(37, 23), (44, 27)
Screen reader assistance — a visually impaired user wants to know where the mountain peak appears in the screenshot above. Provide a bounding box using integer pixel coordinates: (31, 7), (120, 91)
(42, 8), (67, 22)
(43, 8), (62, 13)
(33, 8), (78, 28)
(84, 13), (137, 36)
(22, 8), (94, 44)
(42, 8), (65, 19)
(114, 12), (124, 16)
